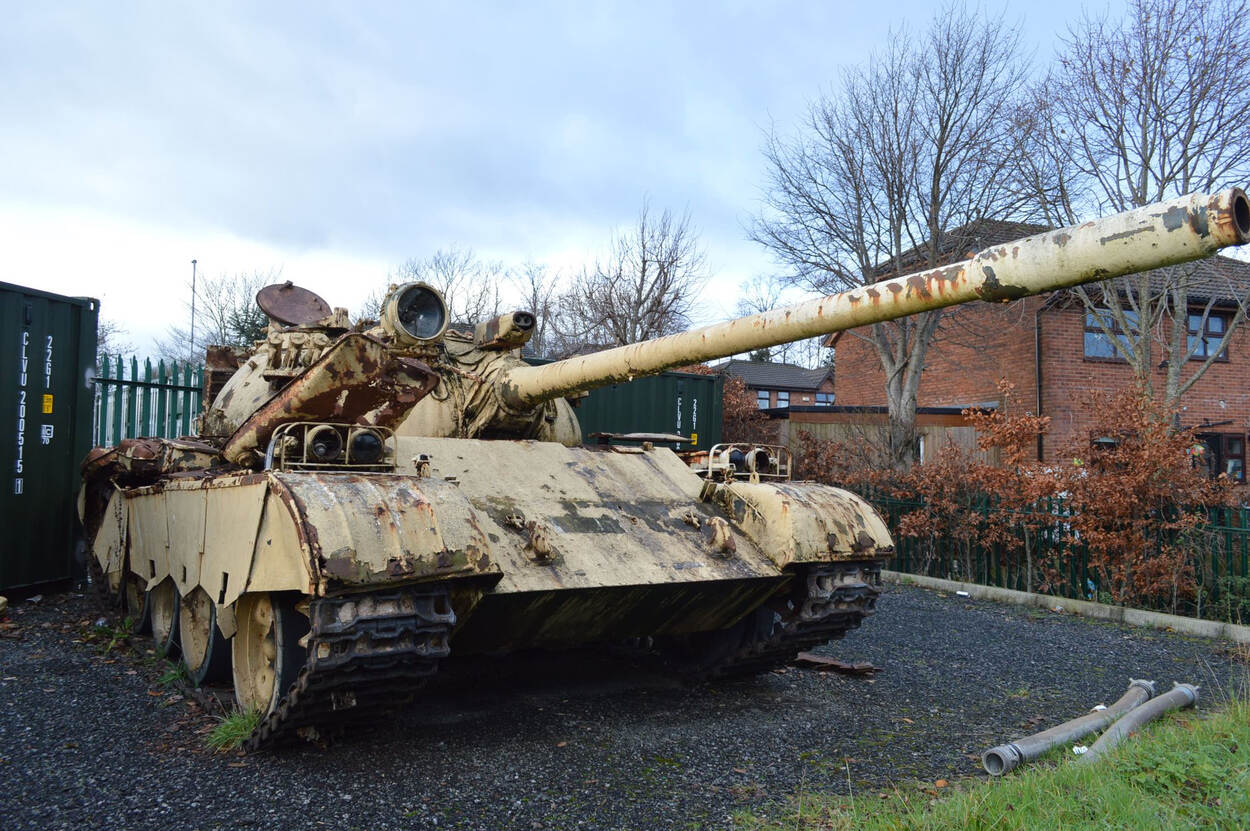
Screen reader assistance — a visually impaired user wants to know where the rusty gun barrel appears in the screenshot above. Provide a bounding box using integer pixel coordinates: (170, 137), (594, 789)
(497, 189), (1250, 410)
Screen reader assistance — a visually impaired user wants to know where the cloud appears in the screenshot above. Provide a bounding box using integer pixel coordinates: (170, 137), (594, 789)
(0, 1), (1104, 355)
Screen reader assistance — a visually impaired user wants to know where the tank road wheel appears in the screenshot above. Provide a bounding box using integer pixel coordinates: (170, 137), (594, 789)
(149, 579), (181, 658)
(179, 588), (232, 685)
(232, 593), (309, 716)
(121, 570), (152, 635)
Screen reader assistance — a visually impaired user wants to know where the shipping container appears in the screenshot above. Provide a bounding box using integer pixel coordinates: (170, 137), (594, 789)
(527, 359), (723, 451)
(0, 282), (98, 593)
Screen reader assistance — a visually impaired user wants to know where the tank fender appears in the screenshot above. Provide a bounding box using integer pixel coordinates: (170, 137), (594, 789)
(124, 476), (288, 638)
(269, 472), (502, 593)
(91, 485), (128, 593)
(711, 480), (893, 569)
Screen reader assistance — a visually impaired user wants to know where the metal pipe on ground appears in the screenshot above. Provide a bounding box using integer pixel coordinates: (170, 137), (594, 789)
(1078, 683), (1200, 764)
(982, 679), (1156, 775)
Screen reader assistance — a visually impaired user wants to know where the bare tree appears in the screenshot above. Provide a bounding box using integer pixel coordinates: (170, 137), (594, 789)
(155, 269), (277, 362)
(753, 3), (1028, 470)
(378, 247), (504, 328)
(95, 318), (132, 358)
(736, 275), (784, 363)
(509, 260), (561, 357)
(1024, 0), (1250, 410)
(560, 202), (707, 349)
(735, 275), (828, 366)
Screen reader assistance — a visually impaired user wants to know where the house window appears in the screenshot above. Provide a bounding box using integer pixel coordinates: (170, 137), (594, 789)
(756, 390), (770, 409)
(1188, 312), (1230, 361)
(1084, 309), (1138, 360)
(776, 391), (789, 408)
(1196, 433), (1245, 482)
(815, 392), (833, 406)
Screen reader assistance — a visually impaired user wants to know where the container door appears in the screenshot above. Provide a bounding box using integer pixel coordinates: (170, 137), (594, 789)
(0, 282), (98, 593)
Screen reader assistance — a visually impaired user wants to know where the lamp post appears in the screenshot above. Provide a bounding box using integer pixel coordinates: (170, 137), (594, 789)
(190, 258), (198, 358)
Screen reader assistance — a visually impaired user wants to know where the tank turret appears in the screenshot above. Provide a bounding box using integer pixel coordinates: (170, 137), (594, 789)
(202, 188), (1250, 459)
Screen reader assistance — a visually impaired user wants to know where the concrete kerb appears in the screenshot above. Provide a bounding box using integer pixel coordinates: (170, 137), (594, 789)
(882, 570), (1250, 645)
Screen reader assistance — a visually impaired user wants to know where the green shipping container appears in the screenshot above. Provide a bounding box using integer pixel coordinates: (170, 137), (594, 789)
(527, 359), (723, 451)
(0, 282), (98, 593)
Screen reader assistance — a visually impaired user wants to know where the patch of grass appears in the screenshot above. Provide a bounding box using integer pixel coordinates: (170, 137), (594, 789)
(85, 616), (135, 652)
(206, 708), (262, 752)
(156, 661), (191, 687)
(734, 698), (1250, 830)
(1226, 641), (1250, 665)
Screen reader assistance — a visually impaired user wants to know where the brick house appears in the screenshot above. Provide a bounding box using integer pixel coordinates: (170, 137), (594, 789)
(830, 219), (1250, 481)
(717, 359), (835, 410)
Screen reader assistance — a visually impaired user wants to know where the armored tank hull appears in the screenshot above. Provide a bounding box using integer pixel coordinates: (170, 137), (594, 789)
(84, 434), (889, 747)
(80, 189), (1250, 749)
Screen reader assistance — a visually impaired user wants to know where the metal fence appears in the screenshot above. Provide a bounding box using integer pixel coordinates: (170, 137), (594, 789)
(93, 356), (202, 446)
(870, 493), (1250, 624)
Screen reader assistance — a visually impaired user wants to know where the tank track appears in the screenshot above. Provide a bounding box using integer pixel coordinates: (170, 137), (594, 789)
(245, 586), (455, 752)
(693, 561), (883, 680)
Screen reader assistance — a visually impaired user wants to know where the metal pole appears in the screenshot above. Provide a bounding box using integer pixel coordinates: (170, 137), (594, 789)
(190, 258), (198, 358)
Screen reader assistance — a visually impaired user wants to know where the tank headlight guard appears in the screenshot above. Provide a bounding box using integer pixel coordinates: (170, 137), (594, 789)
(382, 282), (448, 346)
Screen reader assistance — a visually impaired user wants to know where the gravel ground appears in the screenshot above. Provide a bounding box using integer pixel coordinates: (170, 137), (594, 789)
(1, 583), (1245, 831)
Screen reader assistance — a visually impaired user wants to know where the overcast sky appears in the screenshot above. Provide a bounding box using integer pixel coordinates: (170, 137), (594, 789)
(1, 1), (1124, 356)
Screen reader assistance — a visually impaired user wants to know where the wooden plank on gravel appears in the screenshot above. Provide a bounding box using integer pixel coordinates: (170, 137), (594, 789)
(793, 652), (878, 675)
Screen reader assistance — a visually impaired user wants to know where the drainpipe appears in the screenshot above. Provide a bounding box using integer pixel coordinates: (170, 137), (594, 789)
(1034, 294), (1062, 462)
(982, 679), (1155, 775)
(1078, 682), (1199, 764)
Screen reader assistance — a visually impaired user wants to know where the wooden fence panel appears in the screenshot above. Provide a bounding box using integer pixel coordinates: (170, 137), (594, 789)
(782, 421), (998, 466)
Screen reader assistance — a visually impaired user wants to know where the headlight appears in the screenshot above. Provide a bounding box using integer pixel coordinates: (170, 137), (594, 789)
(382, 282), (447, 345)
(348, 428), (385, 465)
(306, 425), (344, 462)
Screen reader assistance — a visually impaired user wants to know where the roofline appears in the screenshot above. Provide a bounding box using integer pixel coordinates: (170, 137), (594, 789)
(0, 281), (100, 309)
(743, 382), (832, 393)
(763, 404), (987, 416)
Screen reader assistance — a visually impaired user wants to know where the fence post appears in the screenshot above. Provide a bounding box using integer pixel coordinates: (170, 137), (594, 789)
(179, 361), (191, 436)
(110, 355), (123, 447)
(95, 356), (108, 446)
(193, 363), (203, 429)
(124, 356), (137, 440)
(1241, 506), (1248, 589)
(158, 360), (170, 438)
(139, 358), (152, 438)
(1226, 505), (1234, 597)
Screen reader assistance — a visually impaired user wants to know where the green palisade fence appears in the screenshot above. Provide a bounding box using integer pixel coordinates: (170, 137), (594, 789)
(93, 356), (203, 446)
(868, 492), (1250, 624)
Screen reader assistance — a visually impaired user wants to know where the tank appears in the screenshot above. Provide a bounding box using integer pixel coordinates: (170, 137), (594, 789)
(79, 188), (1250, 750)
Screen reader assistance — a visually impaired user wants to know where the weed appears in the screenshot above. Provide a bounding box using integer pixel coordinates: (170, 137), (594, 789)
(1225, 641), (1250, 664)
(206, 709), (262, 752)
(156, 661), (191, 686)
(85, 616), (135, 652)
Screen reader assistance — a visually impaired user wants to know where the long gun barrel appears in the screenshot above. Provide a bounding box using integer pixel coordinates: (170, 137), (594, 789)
(498, 189), (1250, 410)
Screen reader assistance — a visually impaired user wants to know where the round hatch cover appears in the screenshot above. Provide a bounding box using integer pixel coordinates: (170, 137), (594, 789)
(256, 282), (332, 326)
